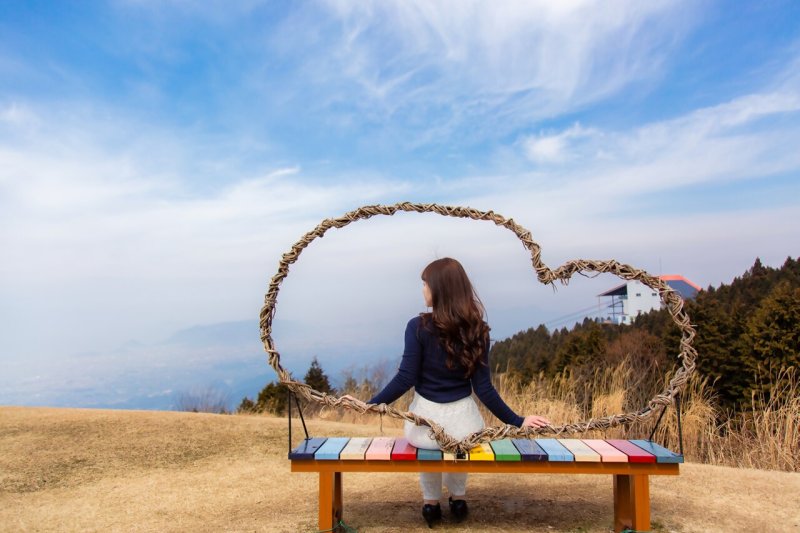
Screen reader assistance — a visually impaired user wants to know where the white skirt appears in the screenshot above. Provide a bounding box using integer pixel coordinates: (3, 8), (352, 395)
(404, 392), (485, 450)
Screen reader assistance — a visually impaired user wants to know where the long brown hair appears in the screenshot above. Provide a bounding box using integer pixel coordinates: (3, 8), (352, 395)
(420, 258), (490, 378)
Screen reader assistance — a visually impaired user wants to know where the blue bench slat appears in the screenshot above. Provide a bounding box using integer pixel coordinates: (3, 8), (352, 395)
(418, 449), (443, 461)
(630, 440), (684, 463)
(289, 437), (328, 460)
(315, 437), (351, 460)
(512, 439), (548, 461)
(536, 439), (575, 461)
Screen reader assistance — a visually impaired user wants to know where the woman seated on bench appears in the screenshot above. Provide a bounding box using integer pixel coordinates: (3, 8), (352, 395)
(345, 257), (550, 528)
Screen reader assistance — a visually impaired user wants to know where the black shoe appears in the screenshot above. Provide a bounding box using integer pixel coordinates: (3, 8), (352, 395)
(449, 496), (468, 522)
(422, 503), (442, 528)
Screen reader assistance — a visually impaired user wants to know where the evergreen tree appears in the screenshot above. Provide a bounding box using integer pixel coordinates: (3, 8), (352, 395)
(552, 321), (607, 374)
(742, 282), (800, 380)
(255, 381), (288, 415)
(237, 397), (256, 413)
(304, 357), (335, 395)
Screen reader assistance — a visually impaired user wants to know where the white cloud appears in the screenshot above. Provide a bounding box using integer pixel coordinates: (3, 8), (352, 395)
(521, 123), (598, 164)
(307, 0), (696, 137)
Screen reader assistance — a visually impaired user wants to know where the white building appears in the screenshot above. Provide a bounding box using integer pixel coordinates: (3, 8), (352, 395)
(598, 275), (700, 325)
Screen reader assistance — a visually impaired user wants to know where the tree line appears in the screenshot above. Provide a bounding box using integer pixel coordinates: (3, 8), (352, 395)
(491, 257), (800, 412)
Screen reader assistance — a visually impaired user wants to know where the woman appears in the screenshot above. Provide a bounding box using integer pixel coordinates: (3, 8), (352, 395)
(347, 258), (550, 528)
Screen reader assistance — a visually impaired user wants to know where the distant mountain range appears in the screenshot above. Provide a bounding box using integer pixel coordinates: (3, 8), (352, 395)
(3, 319), (395, 412)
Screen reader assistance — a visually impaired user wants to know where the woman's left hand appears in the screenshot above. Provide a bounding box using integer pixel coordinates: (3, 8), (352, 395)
(522, 415), (551, 429)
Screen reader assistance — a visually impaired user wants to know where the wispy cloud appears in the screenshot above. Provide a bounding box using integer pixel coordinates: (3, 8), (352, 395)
(295, 0), (696, 143)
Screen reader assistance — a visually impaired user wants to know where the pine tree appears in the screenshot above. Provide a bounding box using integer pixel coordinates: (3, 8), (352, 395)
(742, 282), (800, 381)
(254, 381), (288, 415)
(304, 357), (335, 395)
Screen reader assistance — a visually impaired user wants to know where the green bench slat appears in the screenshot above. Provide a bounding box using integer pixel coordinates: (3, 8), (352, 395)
(490, 439), (521, 461)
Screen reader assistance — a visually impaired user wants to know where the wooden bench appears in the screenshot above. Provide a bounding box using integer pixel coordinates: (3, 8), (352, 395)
(290, 436), (682, 532)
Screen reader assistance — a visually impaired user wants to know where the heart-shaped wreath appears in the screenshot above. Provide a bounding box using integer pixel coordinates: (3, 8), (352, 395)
(259, 202), (697, 454)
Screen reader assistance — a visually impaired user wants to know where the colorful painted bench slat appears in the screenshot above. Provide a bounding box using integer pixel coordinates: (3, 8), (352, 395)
(288, 437), (327, 460)
(443, 450), (469, 461)
(315, 437), (350, 460)
(468, 442), (495, 461)
(535, 438), (575, 461)
(582, 439), (629, 462)
(629, 440), (684, 464)
(340, 437), (372, 460)
(606, 439), (657, 463)
(289, 437), (681, 533)
(417, 448), (443, 461)
(389, 438), (417, 461)
(559, 438), (602, 462)
(364, 437), (394, 460)
(512, 438), (548, 461)
(490, 439), (521, 461)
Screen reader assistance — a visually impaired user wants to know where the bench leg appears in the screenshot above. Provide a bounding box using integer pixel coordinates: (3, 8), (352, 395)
(613, 474), (650, 532)
(318, 471), (343, 531)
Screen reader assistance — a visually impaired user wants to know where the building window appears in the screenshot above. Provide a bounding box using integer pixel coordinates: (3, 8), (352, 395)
(635, 293), (641, 297)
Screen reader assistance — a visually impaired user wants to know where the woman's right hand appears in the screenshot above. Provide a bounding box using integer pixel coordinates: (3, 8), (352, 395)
(522, 415), (551, 429)
(340, 394), (365, 405)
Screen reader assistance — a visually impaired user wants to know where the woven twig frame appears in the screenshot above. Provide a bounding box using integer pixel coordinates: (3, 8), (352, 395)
(259, 202), (697, 454)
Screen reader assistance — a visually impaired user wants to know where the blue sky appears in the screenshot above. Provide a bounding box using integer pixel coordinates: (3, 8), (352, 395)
(1, 1), (799, 409)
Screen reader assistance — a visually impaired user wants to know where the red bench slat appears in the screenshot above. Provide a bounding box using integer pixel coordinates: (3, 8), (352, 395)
(606, 439), (656, 463)
(390, 438), (417, 460)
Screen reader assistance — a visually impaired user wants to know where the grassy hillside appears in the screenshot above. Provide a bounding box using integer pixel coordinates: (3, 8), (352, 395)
(1, 406), (799, 532)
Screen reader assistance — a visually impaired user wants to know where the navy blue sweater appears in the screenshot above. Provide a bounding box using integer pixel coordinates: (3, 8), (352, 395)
(368, 316), (524, 427)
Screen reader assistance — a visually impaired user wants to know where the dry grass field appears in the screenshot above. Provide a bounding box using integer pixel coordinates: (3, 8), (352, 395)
(1, 406), (799, 532)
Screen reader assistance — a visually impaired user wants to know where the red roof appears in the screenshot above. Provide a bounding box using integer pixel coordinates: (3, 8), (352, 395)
(659, 275), (702, 291)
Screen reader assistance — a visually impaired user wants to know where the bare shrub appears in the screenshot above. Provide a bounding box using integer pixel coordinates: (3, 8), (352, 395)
(175, 387), (231, 414)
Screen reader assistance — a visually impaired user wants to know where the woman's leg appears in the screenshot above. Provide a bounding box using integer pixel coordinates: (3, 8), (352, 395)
(443, 472), (467, 498)
(419, 472), (443, 504)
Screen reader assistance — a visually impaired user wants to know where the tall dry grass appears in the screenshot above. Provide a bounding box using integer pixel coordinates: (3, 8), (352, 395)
(323, 358), (799, 472)
(703, 367), (799, 471)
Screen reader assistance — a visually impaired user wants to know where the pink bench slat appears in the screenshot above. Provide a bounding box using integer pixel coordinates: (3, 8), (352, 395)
(582, 439), (629, 462)
(365, 437), (395, 460)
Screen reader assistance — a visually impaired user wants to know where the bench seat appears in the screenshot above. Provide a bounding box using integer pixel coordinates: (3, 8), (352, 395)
(290, 437), (681, 531)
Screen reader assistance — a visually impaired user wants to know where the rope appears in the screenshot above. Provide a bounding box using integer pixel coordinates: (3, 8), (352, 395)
(259, 202), (698, 454)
